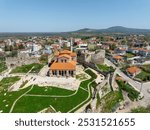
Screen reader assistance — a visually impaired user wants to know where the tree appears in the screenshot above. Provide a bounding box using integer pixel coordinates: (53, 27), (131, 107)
(109, 44), (117, 50)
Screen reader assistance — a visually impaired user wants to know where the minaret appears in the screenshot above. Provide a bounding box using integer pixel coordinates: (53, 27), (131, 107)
(70, 38), (73, 52)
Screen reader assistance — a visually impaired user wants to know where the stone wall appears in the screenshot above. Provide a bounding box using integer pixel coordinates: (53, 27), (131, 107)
(6, 53), (39, 67)
(91, 50), (105, 64)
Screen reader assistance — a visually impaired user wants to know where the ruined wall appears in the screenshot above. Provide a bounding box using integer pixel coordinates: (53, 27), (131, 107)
(91, 50), (105, 64)
(6, 53), (39, 67)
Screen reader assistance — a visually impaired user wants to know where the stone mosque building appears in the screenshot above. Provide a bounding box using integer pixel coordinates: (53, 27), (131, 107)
(49, 50), (77, 77)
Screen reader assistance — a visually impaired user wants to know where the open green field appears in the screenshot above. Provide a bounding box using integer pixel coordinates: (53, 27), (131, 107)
(0, 68), (97, 113)
(11, 63), (44, 73)
(0, 62), (7, 73)
(28, 85), (75, 96)
(0, 76), (21, 112)
(0, 76), (20, 92)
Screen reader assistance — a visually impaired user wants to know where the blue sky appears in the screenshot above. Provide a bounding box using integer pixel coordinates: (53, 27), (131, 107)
(0, 0), (150, 32)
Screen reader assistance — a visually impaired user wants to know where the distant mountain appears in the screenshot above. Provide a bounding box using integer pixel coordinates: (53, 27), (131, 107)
(75, 26), (150, 34)
(1, 26), (150, 38)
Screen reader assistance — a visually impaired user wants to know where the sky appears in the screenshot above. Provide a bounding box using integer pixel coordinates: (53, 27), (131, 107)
(0, 0), (150, 32)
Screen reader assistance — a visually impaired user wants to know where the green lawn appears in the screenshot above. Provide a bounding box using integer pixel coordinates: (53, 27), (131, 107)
(0, 76), (20, 92)
(80, 69), (97, 90)
(90, 81), (98, 89)
(0, 76), (21, 112)
(0, 62), (7, 73)
(97, 64), (114, 73)
(99, 91), (123, 113)
(0, 69), (97, 113)
(0, 87), (31, 112)
(28, 85), (75, 96)
(12, 87), (88, 113)
(11, 63), (44, 73)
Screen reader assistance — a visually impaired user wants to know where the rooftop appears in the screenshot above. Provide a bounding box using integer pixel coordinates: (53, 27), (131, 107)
(127, 66), (141, 74)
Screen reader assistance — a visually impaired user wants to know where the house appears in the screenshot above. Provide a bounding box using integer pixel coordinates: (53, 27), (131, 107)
(77, 43), (88, 50)
(126, 66), (141, 77)
(49, 50), (77, 77)
(113, 55), (123, 62)
(115, 47), (126, 56)
(101, 45), (110, 50)
(139, 49), (150, 57)
(0, 48), (3, 52)
(43, 45), (52, 54)
(127, 47), (144, 55)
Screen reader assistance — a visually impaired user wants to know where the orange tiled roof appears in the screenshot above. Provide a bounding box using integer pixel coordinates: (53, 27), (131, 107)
(60, 50), (72, 54)
(113, 55), (123, 60)
(115, 76), (125, 81)
(127, 66), (141, 74)
(131, 47), (144, 51)
(143, 49), (150, 52)
(58, 54), (71, 59)
(119, 48), (126, 51)
(54, 51), (59, 56)
(70, 52), (77, 57)
(50, 61), (76, 70)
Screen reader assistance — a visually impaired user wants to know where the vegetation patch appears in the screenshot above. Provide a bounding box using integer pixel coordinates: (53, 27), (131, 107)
(12, 87), (88, 113)
(135, 70), (150, 82)
(131, 106), (150, 113)
(0, 76), (20, 92)
(90, 81), (98, 89)
(0, 76), (23, 113)
(28, 85), (75, 96)
(116, 80), (140, 101)
(99, 91), (123, 113)
(0, 62), (7, 73)
(76, 73), (89, 81)
(0, 69), (97, 113)
(80, 69), (97, 90)
(20, 80), (28, 88)
(125, 53), (135, 58)
(11, 63), (44, 73)
(97, 64), (114, 73)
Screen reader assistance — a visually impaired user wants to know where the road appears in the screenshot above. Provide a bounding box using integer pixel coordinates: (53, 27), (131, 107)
(105, 58), (150, 107)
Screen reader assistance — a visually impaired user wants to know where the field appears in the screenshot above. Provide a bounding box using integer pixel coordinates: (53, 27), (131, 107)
(11, 63), (44, 73)
(0, 76), (21, 112)
(0, 68), (97, 113)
